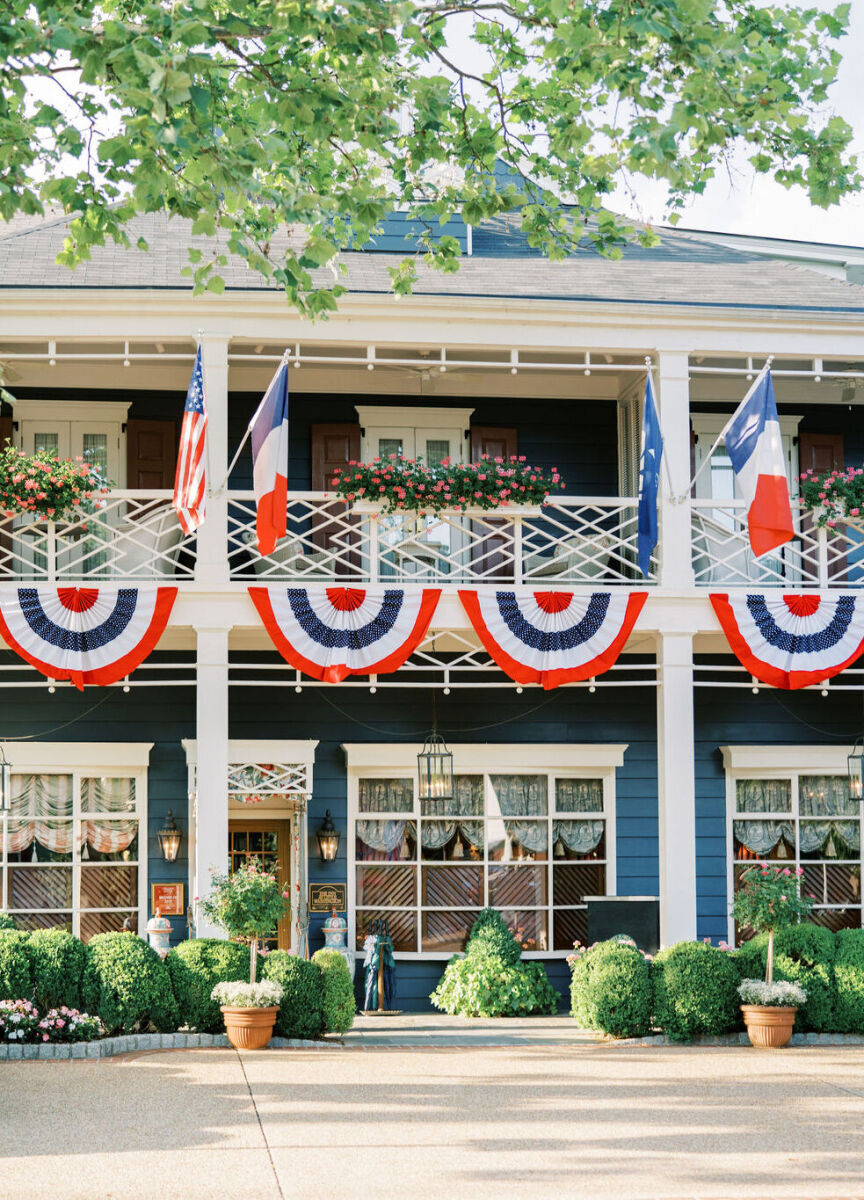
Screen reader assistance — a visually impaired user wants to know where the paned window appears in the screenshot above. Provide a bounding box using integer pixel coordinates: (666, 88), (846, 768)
(731, 773), (862, 936)
(1, 771), (144, 938)
(352, 771), (612, 956)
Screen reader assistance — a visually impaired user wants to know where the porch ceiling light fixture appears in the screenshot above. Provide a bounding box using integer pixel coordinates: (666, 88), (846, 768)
(417, 732), (454, 803)
(157, 811), (183, 863)
(316, 810), (341, 862)
(0, 745), (10, 813)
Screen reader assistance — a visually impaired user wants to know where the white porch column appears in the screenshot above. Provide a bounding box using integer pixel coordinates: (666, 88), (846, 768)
(195, 333), (231, 586)
(655, 351), (694, 588)
(193, 624), (230, 938)
(656, 631), (698, 944)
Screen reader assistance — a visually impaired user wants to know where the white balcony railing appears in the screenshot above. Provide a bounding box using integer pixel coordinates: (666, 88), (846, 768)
(691, 499), (864, 588)
(228, 493), (653, 585)
(0, 491), (197, 582)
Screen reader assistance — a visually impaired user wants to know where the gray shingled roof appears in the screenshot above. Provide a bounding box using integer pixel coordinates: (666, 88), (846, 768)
(2, 210), (864, 313)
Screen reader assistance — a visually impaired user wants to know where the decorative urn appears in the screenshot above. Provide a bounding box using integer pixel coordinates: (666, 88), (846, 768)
(145, 910), (172, 959)
(322, 908), (355, 978)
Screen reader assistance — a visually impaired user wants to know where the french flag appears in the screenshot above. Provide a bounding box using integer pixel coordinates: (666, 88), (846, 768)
(723, 369), (794, 558)
(249, 363), (290, 555)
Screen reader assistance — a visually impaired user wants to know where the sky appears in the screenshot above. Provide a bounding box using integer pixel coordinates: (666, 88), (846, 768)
(609, 2), (864, 247)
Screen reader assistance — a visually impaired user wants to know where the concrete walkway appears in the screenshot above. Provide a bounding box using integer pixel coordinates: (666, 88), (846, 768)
(3, 1036), (864, 1199)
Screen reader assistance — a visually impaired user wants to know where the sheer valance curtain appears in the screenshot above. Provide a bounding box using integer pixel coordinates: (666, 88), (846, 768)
(1, 775), (137, 856)
(734, 776), (860, 855)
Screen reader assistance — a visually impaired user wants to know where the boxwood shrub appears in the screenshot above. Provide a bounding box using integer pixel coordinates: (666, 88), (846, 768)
(570, 938), (653, 1038)
(27, 928), (85, 1011)
(833, 929), (864, 1033)
(652, 941), (740, 1041)
(0, 913), (18, 931)
(431, 910), (559, 1017)
(82, 932), (179, 1035)
(464, 908), (522, 966)
(166, 939), (250, 1033)
(261, 950), (324, 1039)
(311, 949), (356, 1034)
(735, 924), (836, 1032)
(0, 930), (32, 1000)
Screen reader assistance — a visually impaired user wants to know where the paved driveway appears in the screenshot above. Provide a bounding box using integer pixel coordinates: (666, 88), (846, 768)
(3, 1038), (864, 1199)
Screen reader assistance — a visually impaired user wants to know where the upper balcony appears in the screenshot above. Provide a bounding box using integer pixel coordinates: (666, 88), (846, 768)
(2, 489), (863, 589)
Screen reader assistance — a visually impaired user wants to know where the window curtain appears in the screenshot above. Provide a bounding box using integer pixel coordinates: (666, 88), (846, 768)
(733, 820), (795, 856)
(82, 820), (138, 855)
(356, 820), (414, 855)
(421, 776), (483, 850)
(799, 776), (859, 853)
(735, 779), (791, 813)
(81, 777), (135, 812)
(1, 774), (73, 854)
(359, 779), (413, 813)
(556, 779), (604, 813)
(490, 775), (547, 852)
(553, 819), (605, 854)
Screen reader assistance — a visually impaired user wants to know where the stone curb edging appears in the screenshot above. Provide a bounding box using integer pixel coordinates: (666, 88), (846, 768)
(608, 1031), (864, 1047)
(0, 1032), (344, 1060)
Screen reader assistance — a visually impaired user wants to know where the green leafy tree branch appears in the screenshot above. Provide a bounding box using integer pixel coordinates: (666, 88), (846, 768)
(1, 0), (857, 313)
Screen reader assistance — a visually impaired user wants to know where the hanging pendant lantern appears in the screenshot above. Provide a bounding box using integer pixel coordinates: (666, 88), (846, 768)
(849, 735), (863, 802)
(0, 745), (10, 813)
(417, 733), (453, 803)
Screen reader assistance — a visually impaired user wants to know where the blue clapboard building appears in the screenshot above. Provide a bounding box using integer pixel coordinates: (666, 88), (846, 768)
(1, 207), (863, 1008)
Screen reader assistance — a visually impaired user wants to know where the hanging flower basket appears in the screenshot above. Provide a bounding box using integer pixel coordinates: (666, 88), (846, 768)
(0, 443), (110, 521)
(799, 466), (864, 532)
(331, 454), (564, 515)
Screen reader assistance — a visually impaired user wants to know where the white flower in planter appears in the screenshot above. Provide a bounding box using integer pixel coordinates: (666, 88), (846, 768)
(738, 978), (807, 1007)
(211, 980), (284, 1009)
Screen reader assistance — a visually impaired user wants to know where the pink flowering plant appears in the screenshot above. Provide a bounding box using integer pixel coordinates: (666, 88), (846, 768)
(732, 863), (814, 985)
(798, 466), (864, 529)
(37, 1007), (102, 1043)
(0, 440), (110, 521)
(330, 453), (563, 514)
(201, 858), (290, 985)
(0, 998), (40, 1041)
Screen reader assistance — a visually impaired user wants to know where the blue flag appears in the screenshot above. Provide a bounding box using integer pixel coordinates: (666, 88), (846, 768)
(637, 373), (663, 579)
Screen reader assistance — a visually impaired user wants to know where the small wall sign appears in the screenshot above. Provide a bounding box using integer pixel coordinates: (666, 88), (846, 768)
(150, 882), (185, 916)
(309, 883), (347, 913)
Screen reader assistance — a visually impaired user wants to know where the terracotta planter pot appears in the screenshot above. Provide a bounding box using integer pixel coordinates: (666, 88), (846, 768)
(740, 1004), (797, 1049)
(220, 1005), (279, 1050)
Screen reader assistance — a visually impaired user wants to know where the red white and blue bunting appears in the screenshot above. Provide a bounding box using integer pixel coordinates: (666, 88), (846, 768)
(710, 593), (864, 690)
(459, 589), (648, 690)
(0, 586), (177, 690)
(249, 586), (441, 683)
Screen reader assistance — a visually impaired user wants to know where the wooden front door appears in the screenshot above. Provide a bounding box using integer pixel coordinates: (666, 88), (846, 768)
(126, 419), (177, 489)
(470, 425), (518, 579)
(228, 819), (292, 950)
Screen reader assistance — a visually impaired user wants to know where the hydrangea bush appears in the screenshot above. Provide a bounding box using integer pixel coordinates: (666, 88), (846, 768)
(798, 466), (864, 528)
(331, 454), (563, 514)
(0, 998), (40, 1042)
(0, 442), (109, 520)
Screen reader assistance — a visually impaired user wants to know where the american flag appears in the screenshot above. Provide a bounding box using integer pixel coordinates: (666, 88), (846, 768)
(173, 346), (207, 534)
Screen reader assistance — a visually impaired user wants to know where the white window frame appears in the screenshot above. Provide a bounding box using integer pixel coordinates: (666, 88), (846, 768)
(691, 412), (803, 500)
(12, 399), (131, 488)
(355, 405), (475, 466)
(721, 745), (861, 945)
(0, 742), (152, 937)
(344, 743), (625, 960)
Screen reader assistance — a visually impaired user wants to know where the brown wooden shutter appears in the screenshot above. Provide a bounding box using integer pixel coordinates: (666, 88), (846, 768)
(799, 432), (845, 581)
(310, 423), (361, 562)
(311, 423), (361, 490)
(0, 415), (12, 451)
(126, 419), (176, 489)
(470, 426), (518, 579)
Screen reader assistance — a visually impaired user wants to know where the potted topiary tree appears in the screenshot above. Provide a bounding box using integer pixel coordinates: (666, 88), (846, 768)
(202, 859), (290, 1049)
(733, 862), (813, 1048)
